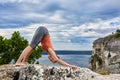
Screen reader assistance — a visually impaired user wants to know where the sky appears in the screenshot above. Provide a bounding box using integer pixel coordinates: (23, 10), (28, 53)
(0, 0), (120, 50)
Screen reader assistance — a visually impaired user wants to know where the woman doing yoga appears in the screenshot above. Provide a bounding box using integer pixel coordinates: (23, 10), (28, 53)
(15, 26), (77, 70)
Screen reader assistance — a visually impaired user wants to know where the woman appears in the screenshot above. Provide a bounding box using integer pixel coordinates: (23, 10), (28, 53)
(15, 26), (77, 70)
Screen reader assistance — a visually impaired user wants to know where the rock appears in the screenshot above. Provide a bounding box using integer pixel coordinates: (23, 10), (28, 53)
(0, 64), (120, 80)
(89, 33), (120, 73)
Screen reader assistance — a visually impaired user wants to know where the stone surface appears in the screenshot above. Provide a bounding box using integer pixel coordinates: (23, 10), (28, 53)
(89, 35), (120, 73)
(0, 64), (120, 80)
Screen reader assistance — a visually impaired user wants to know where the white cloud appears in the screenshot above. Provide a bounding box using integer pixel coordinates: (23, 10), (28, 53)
(0, 0), (120, 50)
(49, 12), (67, 23)
(68, 17), (120, 37)
(0, 0), (41, 4)
(1, 17), (120, 50)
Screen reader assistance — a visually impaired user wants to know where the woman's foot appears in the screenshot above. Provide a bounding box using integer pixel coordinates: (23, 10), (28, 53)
(23, 62), (29, 65)
(15, 63), (25, 66)
(71, 66), (78, 70)
(70, 65), (78, 70)
(15, 62), (29, 66)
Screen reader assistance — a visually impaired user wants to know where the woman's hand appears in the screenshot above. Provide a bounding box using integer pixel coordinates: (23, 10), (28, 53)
(70, 65), (78, 70)
(47, 48), (78, 70)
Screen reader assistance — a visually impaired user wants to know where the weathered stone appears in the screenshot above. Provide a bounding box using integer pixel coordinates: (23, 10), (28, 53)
(89, 36), (120, 73)
(0, 64), (120, 80)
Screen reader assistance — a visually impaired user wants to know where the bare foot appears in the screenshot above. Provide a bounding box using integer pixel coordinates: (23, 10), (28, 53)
(15, 62), (27, 66)
(23, 62), (29, 65)
(71, 65), (78, 70)
(15, 63), (21, 66)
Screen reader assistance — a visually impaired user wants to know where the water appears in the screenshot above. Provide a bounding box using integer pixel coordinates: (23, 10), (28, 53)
(38, 51), (92, 68)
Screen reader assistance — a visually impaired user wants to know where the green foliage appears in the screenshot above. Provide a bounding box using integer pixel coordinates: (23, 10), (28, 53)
(0, 31), (42, 65)
(106, 29), (120, 39)
(110, 62), (120, 65)
(97, 70), (110, 75)
(114, 31), (120, 38)
(89, 53), (103, 71)
(90, 54), (103, 66)
(116, 29), (120, 33)
(117, 62), (120, 64)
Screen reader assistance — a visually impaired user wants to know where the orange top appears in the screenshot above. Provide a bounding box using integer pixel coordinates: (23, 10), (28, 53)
(41, 35), (54, 52)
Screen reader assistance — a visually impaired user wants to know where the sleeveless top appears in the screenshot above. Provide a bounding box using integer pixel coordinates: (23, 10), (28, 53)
(41, 35), (54, 52)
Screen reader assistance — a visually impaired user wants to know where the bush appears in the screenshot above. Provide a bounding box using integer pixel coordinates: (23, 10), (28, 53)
(97, 70), (110, 75)
(0, 31), (42, 65)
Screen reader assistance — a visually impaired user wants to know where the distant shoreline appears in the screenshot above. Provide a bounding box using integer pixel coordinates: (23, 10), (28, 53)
(42, 50), (92, 55)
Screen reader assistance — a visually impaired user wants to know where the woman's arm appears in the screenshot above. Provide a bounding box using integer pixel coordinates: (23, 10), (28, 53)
(56, 58), (77, 70)
(47, 48), (78, 70)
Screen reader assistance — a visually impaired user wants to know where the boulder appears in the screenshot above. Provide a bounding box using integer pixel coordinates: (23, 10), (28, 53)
(0, 64), (120, 80)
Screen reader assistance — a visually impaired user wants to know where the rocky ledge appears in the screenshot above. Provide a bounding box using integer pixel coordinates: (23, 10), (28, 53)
(89, 35), (120, 73)
(0, 64), (120, 80)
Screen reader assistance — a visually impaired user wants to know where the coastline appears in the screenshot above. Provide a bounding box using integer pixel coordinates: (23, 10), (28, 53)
(42, 50), (92, 55)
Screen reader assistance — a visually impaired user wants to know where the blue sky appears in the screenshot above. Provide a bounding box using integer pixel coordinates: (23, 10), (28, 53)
(0, 0), (120, 50)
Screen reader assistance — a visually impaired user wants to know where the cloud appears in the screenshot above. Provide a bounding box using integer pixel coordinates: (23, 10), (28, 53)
(1, 17), (120, 50)
(0, 0), (120, 28)
(0, 0), (120, 50)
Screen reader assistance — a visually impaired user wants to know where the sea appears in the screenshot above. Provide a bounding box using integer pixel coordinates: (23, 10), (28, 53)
(38, 51), (92, 68)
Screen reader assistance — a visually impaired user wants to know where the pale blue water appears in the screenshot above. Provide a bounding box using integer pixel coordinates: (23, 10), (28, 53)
(38, 51), (91, 68)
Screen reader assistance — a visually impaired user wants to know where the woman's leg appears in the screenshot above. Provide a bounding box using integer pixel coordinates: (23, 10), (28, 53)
(21, 46), (33, 62)
(15, 45), (33, 65)
(15, 26), (48, 65)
